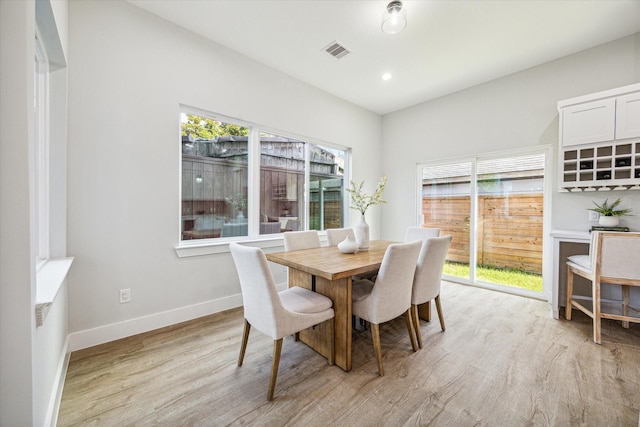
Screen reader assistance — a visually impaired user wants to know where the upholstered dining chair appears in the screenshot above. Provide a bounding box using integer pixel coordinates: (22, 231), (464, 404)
(351, 240), (422, 376)
(283, 230), (320, 251)
(565, 231), (640, 344)
(229, 243), (335, 400)
(410, 235), (452, 348)
(326, 228), (355, 246)
(404, 226), (440, 242)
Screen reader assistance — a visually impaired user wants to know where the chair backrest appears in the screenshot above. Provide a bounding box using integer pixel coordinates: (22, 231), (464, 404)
(411, 235), (452, 305)
(404, 227), (440, 242)
(595, 232), (640, 280)
(283, 230), (320, 251)
(359, 240), (422, 324)
(229, 243), (283, 338)
(326, 228), (355, 246)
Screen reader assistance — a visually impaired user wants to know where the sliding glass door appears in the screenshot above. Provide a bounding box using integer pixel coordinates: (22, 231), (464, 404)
(419, 161), (473, 281)
(417, 148), (547, 294)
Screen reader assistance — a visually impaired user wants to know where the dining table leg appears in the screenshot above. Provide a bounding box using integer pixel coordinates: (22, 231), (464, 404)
(289, 269), (352, 371)
(417, 301), (432, 322)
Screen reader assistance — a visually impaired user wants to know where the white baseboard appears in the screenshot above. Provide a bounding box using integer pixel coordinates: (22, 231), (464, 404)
(47, 335), (70, 427)
(68, 283), (288, 352)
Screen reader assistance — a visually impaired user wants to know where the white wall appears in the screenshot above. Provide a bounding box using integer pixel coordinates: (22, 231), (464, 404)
(1, 1), (70, 425)
(66, 0), (381, 348)
(381, 34), (640, 243)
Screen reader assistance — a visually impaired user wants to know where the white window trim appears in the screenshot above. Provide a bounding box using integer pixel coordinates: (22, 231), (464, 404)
(35, 30), (50, 268)
(176, 104), (350, 257)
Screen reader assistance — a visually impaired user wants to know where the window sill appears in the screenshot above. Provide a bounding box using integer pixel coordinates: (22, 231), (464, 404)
(175, 234), (330, 258)
(36, 257), (74, 327)
(175, 236), (286, 258)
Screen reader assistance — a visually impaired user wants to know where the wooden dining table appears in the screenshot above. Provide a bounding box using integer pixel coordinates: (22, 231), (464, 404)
(266, 240), (395, 371)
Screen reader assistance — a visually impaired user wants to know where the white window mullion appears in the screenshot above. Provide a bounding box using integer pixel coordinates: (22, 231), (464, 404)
(304, 143), (311, 231)
(469, 159), (478, 283)
(247, 128), (260, 238)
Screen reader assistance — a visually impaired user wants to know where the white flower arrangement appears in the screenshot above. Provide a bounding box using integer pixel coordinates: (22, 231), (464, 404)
(346, 175), (387, 215)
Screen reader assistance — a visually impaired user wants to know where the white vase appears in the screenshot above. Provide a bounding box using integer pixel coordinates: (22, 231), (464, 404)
(354, 213), (370, 251)
(237, 211), (244, 221)
(337, 236), (359, 254)
(599, 215), (619, 227)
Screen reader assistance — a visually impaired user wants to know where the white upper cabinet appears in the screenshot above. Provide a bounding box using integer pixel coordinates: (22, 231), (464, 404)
(557, 83), (640, 191)
(561, 98), (615, 146)
(615, 92), (640, 140)
(558, 83), (640, 147)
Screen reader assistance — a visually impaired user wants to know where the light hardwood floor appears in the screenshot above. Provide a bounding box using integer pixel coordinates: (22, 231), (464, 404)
(58, 283), (640, 426)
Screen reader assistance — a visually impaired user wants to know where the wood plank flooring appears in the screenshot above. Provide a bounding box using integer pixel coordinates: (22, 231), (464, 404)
(57, 283), (640, 426)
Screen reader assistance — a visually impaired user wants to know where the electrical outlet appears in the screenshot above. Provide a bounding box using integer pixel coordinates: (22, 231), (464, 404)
(119, 288), (131, 304)
(588, 211), (600, 222)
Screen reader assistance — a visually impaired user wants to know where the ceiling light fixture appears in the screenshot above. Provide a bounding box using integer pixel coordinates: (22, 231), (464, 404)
(382, 73), (392, 81)
(381, 0), (407, 35)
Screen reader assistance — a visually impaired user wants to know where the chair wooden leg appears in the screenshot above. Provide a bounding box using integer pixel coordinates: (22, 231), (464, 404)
(622, 285), (630, 329)
(238, 319), (251, 366)
(328, 317), (335, 366)
(593, 279), (601, 344)
(371, 323), (384, 376)
(405, 309), (418, 352)
(267, 338), (283, 401)
(411, 305), (422, 349)
(435, 294), (446, 332)
(565, 267), (574, 321)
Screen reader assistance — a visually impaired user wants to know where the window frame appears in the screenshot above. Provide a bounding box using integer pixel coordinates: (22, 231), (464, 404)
(34, 30), (50, 269)
(415, 145), (552, 299)
(176, 105), (351, 257)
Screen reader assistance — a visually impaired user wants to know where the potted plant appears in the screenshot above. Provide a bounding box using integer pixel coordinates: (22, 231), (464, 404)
(588, 198), (632, 227)
(346, 175), (387, 250)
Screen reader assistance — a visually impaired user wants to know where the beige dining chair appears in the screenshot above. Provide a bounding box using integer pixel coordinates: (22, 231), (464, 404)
(283, 230), (320, 251)
(410, 235), (452, 348)
(404, 226), (440, 242)
(565, 231), (640, 344)
(326, 228), (355, 246)
(352, 240), (422, 376)
(229, 243), (335, 400)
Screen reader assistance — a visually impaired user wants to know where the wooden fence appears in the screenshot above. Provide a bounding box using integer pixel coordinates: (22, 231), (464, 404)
(422, 193), (543, 273)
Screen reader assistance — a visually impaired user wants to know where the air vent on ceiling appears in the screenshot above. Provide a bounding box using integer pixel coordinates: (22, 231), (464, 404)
(324, 41), (350, 59)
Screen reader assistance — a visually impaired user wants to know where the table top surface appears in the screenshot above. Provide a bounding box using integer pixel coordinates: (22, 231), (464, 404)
(266, 240), (395, 281)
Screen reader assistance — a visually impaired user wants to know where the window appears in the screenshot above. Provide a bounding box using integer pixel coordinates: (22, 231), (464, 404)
(417, 148), (549, 296)
(34, 32), (50, 265)
(180, 107), (348, 242)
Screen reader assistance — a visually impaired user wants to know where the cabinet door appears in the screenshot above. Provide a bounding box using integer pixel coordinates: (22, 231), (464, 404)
(615, 92), (640, 140)
(561, 98), (615, 147)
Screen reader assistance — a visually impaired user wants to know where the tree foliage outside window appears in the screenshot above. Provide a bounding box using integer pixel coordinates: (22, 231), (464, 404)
(181, 114), (248, 139)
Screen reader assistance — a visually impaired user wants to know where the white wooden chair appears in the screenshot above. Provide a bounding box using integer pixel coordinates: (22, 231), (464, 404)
(229, 243), (335, 400)
(351, 240), (422, 376)
(565, 231), (640, 344)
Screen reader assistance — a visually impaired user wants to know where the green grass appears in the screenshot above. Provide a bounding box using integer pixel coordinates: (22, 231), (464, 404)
(443, 262), (542, 292)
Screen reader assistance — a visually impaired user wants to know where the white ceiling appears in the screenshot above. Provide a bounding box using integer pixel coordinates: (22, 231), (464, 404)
(128, 0), (640, 115)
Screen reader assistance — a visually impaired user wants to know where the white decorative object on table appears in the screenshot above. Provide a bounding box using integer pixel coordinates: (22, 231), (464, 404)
(353, 214), (370, 251)
(346, 175), (387, 251)
(337, 235), (359, 254)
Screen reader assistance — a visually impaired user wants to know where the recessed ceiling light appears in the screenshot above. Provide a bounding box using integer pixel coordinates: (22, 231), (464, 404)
(382, 73), (392, 81)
